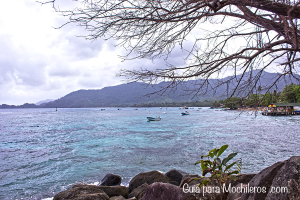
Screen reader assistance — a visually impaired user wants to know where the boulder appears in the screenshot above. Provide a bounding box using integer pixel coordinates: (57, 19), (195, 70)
(141, 182), (196, 200)
(101, 174), (122, 186)
(226, 174), (256, 187)
(128, 183), (148, 199)
(180, 174), (256, 200)
(225, 174), (256, 200)
(98, 185), (128, 198)
(165, 169), (188, 186)
(109, 196), (126, 200)
(129, 171), (169, 192)
(266, 156), (300, 200)
(226, 183), (247, 200)
(179, 174), (202, 187)
(182, 178), (224, 200)
(53, 184), (109, 200)
(240, 161), (286, 200)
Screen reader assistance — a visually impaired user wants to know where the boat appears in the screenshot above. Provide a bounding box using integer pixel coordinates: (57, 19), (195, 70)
(147, 116), (161, 121)
(181, 111), (190, 115)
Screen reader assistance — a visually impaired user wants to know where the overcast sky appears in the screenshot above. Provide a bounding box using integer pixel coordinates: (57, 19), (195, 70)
(0, 0), (170, 105)
(1, 1), (291, 105)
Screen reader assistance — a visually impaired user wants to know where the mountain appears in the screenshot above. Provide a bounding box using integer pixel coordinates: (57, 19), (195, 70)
(35, 99), (54, 105)
(42, 70), (300, 108)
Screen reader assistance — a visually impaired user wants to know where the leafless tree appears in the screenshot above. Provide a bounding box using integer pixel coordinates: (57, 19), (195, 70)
(44, 0), (300, 98)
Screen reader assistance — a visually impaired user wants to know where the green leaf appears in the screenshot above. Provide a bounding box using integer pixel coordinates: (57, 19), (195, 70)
(216, 158), (222, 165)
(236, 159), (242, 173)
(199, 179), (210, 188)
(195, 160), (201, 165)
(201, 161), (208, 172)
(217, 144), (228, 157)
(203, 160), (213, 167)
(189, 177), (202, 183)
(225, 162), (236, 172)
(228, 170), (240, 175)
(208, 148), (217, 158)
(222, 152), (238, 165)
(213, 148), (219, 156)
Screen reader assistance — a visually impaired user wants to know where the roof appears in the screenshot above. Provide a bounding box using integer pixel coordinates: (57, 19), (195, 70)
(274, 103), (300, 107)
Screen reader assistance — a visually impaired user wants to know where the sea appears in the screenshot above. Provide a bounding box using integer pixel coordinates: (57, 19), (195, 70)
(0, 107), (299, 200)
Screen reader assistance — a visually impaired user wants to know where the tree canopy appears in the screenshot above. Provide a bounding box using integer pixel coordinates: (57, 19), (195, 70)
(45, 0), (300, 97)
(215, 83), (300, 108)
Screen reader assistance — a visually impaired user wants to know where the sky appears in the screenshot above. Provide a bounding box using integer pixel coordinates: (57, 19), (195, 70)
(1, 1), (294, 105)
(0, 0), (168, 105)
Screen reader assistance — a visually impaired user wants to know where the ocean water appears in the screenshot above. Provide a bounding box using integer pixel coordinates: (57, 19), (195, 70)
(0, 107), (299, 199)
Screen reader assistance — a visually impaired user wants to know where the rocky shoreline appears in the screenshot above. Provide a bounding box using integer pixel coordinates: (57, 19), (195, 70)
(53, 156), (300, 200)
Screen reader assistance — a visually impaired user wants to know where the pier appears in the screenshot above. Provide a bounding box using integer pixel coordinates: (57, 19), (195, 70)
(262, 103), (300, 116)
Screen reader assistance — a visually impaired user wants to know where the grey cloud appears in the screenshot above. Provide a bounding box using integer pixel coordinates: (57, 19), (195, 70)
(50, 18), (110, 61)
(65, 35), (105, 60)
(0, 37), (45, 87)
(48, 64), (80, 77)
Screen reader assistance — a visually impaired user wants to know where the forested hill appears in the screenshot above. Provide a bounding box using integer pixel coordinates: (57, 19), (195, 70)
(1, 71), (299, 108)
(42, 82), (209, 108)
(41, 71), (299, 108)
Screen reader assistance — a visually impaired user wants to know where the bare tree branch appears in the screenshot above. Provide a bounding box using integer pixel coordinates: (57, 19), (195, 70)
(42, 0), (300, 98)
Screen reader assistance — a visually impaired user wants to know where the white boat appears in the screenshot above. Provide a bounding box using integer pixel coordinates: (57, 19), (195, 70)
(147, 116), (161, 121)
(181, 111), (190, 115)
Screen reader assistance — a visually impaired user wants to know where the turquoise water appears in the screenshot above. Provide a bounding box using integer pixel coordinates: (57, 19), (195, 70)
(0, 107), (299, 199)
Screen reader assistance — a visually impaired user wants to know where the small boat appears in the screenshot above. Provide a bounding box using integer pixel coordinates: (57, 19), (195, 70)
(181, 111), (190, 115)
(147, 116), (161, 121)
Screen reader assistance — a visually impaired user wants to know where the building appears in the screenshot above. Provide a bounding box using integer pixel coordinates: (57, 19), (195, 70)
(262, 103), (300, 116)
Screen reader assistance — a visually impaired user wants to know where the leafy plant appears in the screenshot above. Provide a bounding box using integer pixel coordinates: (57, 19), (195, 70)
(194, 144), (242, 188)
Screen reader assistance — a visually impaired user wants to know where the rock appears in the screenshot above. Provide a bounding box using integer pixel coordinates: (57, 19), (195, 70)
(101, 174), (122, 186)
(141, 182), (196, 200)
(98, 185), (128, 198)
(128, 183), (148, 199)
(226, 183), (247, 200)
(180, 174), (256, 200)
(266, 156), (300, 200)
(225, 174), (256, 200)
(109, 196), (126, 200)
(226, 174), (256, 187)
(179, 174), (202, 187)
(129, 170), (169, 193)
(165, 169), (188, 186)
(53, 184), (109, 200)
(182, 177), (224, 200)
(240, 161), (286, 200)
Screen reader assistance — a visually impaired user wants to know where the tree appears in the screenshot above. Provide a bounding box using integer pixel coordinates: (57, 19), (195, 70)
(245, 94), (261, 107)
(223, 97), (242, 109)
(44, 0), (300, 98)
(279, 83), (300, 102)
(260, 92), (273, 106)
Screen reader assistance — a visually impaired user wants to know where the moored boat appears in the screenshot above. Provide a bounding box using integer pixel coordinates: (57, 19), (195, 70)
(147, 116), (161, 121)
(181, 111), (190, 115)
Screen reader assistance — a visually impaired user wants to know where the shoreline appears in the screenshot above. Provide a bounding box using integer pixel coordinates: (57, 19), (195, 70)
(52, 156), (300, 200)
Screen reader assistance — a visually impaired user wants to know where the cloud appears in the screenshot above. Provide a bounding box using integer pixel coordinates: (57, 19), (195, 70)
(0, 0), (127, 105)
(0, 0), (214, 105)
